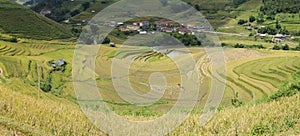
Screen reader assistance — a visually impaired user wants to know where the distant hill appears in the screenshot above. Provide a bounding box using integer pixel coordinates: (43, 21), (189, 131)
(27, 0), (249, 27)
(0, 0), (73, 39)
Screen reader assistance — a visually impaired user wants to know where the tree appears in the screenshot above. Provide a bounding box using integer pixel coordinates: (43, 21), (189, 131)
(194, 4), (200, 11)
(295, 44), (300, 51)
(82, 2), (90, 11)
(160, 0), (168, 7)
(70, 9), (80, 17)
(273, 45), (281, 50)
(257, 13), (265, 23)
(41, 73), (52, 92)
(9, 37), (18, 43)
(102, 37), (110, 44)
(275, 20), (281, 29)
(249, 15), (256, 22)
(282, 44), (289, 50)
(238, 19), (247, 25)
(231, 92), (242, 107)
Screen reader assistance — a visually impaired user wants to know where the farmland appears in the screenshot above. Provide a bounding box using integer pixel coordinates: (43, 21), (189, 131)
(0, 32), (300, 135)
(0, 0), (300, 135)
(1, 37), (299, 109)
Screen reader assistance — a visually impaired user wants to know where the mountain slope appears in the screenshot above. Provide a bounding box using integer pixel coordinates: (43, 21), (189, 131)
(0, 0), (73, 39)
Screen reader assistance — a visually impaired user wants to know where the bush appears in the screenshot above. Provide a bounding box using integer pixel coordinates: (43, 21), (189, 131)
(10, 37), (18, 43)
(272, 45), (281, 50)
(231, 92), (243, 107)
(295, 44), (300, 51)
(249, 16), (256, 22)
(102, 37), (111, 44)
(251, 124), (271, 135)
(41, 73), (52, 92)
(234, 43), (245, 48)
(237, 19), (247, 25)
(282, 44), (289, 50)
(268, 72), (300, 101)
(221, 43), (228, 47)
(258, 26), (277, 35)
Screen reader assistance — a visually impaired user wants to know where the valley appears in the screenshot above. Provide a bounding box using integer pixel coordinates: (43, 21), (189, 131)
(0, 0), (299, 135)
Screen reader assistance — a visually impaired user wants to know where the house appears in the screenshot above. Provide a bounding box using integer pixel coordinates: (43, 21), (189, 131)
(50, 59), (67, 68)
(155, 20), (175, 27)
(119, 26), (129, 31)
(274, 34), (286, 39)
(127, 24), (140, 31)
(139, 31), (147, 35)
(178, 28), (192, 35)
(243, 23), (250, 26)
(63, 19), (70, 23)
(273, 34), (286, 42)
(257, 33), (267, 38)
(258, 25), (266, 28)
(135, 21), (150, 28)
(109, 43), (116, 47)
(117, 22), (124, 26)
(185, 22), (195, 28)
(161, 27), (173, 33)
(40, 9), (51, 16)
(57, 59), (67, 66)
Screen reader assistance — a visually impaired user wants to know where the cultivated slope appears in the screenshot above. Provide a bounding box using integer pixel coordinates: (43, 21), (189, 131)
(0, 0), (73, 39)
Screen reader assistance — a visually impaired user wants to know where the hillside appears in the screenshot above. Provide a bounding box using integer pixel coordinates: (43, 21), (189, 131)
(0, 80), (299, 135)
(28, 0), (248, 27)
(0, 0), (299, 135)
(0, 0), (73, 39)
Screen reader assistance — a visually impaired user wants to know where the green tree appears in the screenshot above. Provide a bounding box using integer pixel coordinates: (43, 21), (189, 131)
(282, 44), (289, 50)
(102, 37), (111, 44)
(276, 20), (281, 29)
(249, 15), (256, 22)
(41, 73), (52, 92)
(238, 19), (247, 25)
(194, 4), (200, 11)
(273, 45), (281, 50)
(82, 2), (90, 11)
(231, 92), (243, 107)
(295, 44), (300, 51)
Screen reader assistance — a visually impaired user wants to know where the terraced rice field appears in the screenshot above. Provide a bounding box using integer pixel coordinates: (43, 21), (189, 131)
(222, 50), (300, 103)
(0, 43), (30, 56)
(0, 39), (299, 109)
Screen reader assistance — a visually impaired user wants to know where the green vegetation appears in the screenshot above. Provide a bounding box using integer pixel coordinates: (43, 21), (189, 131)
(0, 0), (299, 135)
(0, 0), (73, 39)
(268, 71), (300, 101)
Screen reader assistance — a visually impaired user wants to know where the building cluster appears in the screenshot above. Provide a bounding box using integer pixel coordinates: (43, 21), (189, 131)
(117, 20), (213, 35)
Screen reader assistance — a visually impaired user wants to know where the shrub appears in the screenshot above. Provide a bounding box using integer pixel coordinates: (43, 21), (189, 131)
(102, 37), (111, 44)
(249, 15), (256, 22)
(41, 73), (52, 92)
(231, 92), (243, 107)
(10, 37), (18, 43)
(237, 19), (247, 25)
(251, 124), (270, 135)
(272, 45), (281, 50)
(234, 43), (245, 48)
(282, 44), (289, 50)
(268, 72), (300, 101)
(294, 43), (300, 51)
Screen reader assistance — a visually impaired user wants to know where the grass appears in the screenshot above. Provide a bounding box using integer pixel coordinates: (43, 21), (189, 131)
(0, 30), (299, 135)
(0, 0), (73, 40)
(0, 80), (299, 135)
(224, 52), (300, 103)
